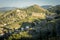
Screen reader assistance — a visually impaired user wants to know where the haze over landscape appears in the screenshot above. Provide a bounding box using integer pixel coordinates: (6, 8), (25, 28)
(0, 0), (60, 8)
(0, 0), (60, 40)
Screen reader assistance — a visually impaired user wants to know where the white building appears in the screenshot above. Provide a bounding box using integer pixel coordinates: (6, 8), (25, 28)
(21, 28), (24, 31)
(16, 9), (20, 13)
(4, 24), (7, 26)
(26, 26), (29, 29)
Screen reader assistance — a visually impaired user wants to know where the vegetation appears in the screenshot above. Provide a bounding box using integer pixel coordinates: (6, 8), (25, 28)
(0, 4), (60, 40)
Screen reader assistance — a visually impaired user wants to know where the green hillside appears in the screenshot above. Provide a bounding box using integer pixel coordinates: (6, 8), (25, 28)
(0, 4), (59, 40)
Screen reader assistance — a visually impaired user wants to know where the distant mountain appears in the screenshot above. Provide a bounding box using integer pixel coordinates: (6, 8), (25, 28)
(0, 7), (16, 12)
(42, 5), (53, 9)
(0, 5), (50, 13)
(48, 5), (60, 13)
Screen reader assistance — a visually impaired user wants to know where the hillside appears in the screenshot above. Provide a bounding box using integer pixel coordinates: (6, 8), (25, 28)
(0, 4), (50, 25)
(0, 4), (59, 40)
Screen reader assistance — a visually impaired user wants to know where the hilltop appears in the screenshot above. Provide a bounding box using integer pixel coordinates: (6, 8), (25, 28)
(22, 4), (49, 13)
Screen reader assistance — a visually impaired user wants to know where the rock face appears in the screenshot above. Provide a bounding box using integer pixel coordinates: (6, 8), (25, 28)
(32, 12), (46, 19)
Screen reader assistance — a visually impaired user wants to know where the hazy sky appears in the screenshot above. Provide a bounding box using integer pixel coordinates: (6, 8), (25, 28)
(0, 0), (60, 8)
